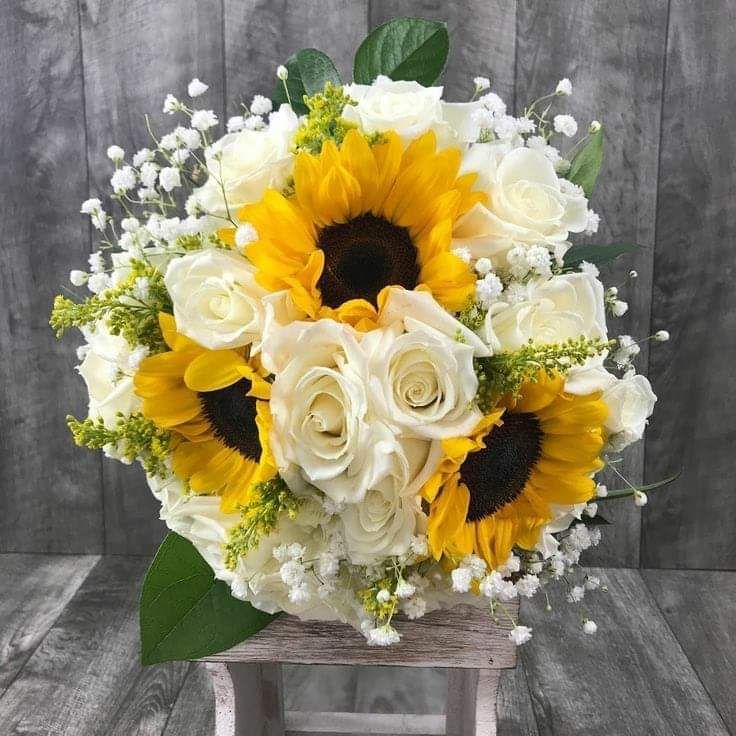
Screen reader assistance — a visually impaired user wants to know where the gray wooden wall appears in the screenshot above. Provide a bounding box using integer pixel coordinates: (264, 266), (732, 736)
(1, 0), (733, 569)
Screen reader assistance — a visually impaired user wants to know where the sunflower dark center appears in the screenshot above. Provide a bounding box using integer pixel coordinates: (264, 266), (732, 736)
(462, 412), (544, 522)
(317, 213), (419, 308)
(198, 379), (261, 460)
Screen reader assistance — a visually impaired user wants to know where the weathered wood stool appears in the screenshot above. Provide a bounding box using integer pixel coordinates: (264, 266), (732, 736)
(204, 603), (518, 736)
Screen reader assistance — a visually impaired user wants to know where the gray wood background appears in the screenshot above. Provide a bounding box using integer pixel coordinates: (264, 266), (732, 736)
(1, 0), (733, 570)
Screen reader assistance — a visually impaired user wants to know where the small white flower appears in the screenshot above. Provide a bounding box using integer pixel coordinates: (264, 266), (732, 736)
(279, 559), (305, 586)
(276, 65), (289, 81)
(550, 557), (566, 578)
(479, 92), (506, 116)
(584, 502), (598, 518)
(596, 483), (608, 498)
(367, 624), (400, 646)
(287, 542), (306, 559)
(180, 128), (202, 150)
(87, 272), (110, 294)
(402, 596), (427, 620)
(171, 148), (190, 165)
(497, 580), (518, 602)
(159, 166), (181, 192)
(106, 145), (125, 162)
(410, 535), (428, 557)
(509, 625), (533, 645)
(185, 195), (202, 217)
(159, 132), (179, 151)
(163, 93), (181, 113)
(498, 553), (521, 576)
(476, 272), (503, 307)
(272, 544), (288, 563)
(474, 257), (493, 276)
(567, 585), (586, 603)
(471, 107), (495, 131)
(590, 527), (602, 546)
(251, 94), (273, 115)
(234, 224), (258, 250)
(452, 246), (472, 263)
(133, 148), (154, 167)
(191, 109), (218, 131)
(121, 217), (140, 233)
(69, 270), (87, 286)
(585, 210), (601, 235)
(395, 580), (416, 600)
(583, 619), (598, 635)
(88, 251), (105, 274)
(139, 161), (159, 188)
(556, 78), (573, 96)
(451, 566), (473, 593)
(553, 114), (578, 138)
(80, 198), (102, 214)
(634, 491), (648, 507)
(655, 330), (670, 342)
(612, 300), (629, 317)
(629, 270), (639, 279)
(137, 187), (157, 202)
(90, 210), (108, 231)
(110, 166), (136, 193)
(585, 575), (601, 591)
(243, 115), (265, 130)
(515, 575), (540, 598)
(474, 76), (491, 91)
(187, 78), (208, 97)
(132, 276), (150, 302)
(227, 116), (245, 133)
(589, 120), (602, 134)
(376, 589), (391, 604)
(288, 583), (311, 604)
(463, 554), (487, 579)
(526, 245), (552, 278)
(579, 260), (600, 278)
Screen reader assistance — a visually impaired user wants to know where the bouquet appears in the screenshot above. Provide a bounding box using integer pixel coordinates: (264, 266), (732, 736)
(51, 18), (674, 663)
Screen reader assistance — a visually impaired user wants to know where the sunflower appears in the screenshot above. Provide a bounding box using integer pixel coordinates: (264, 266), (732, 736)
(133, 313), (276, 512)
(423, 372), (607, 569)
(229, 129), (484, 330)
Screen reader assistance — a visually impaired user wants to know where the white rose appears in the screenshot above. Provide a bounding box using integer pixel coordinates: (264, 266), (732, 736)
(453, 145), (589, 266)
(342, 76), (480, 145)
(164, 248), (269, 351)
(193, 105), (298, 218)
(482, 272), (607, 352)
(602, 374), (657, 450)
(267, 320), (395, 503)
(364, 321), (480, 439)
(77, 323), (141, 428)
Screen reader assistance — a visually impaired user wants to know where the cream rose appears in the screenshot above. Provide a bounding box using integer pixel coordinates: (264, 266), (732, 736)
(267, 320), (395, 503)
(343, 76), (481, 144)
(453, 145), (589, 266)
(602, 374), (657, 451)
(164, 248), (270, 351)
(482, 272), (607, 352)
(193, 105), (298, 218)
(78, 323), (141, 428)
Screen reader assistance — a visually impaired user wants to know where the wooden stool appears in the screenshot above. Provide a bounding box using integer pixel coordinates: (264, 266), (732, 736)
(204, 603), (518, 736)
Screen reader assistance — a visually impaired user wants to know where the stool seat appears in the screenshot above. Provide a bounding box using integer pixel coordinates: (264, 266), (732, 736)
(204, 603), (518, 736)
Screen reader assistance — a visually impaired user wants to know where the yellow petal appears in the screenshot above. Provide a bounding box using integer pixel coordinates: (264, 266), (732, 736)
(184, 350), (247, 392)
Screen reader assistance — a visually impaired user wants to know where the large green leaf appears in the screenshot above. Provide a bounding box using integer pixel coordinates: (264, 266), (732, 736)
(563, 242), (638, 270)
(272, 48), (341, 115)
(353, 17), (449, 86)
(566, 127), (604, 197)
(140, 532), (278, 665)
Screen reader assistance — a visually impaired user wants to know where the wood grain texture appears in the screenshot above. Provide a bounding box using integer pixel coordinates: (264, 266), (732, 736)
(515, 0), (668, 567)
(78, 0), (226, 554)
(223, 0), (368, 117)
(519, 568), (729, 735)
(0, 556), (184, 736)
(642, 569), (736, 732)
(0, 553), (98, 696)
(0, 0), (104, 554)
(496, 664), (539, 736)
(162, 663), (216, 736)
(369, 1), (516, 104)
(203, 603), (517, 669)
(642, 0), (736, 569)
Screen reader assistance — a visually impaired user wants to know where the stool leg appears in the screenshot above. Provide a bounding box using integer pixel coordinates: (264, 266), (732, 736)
(446, 668), (499, 736)
(207, 662), (285, 736)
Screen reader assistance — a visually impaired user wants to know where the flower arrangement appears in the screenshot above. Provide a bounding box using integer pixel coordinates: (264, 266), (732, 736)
(51, 18), (674, 663)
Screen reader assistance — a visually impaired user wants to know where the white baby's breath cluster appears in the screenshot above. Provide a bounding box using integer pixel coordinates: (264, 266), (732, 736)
(58, 72), (668, 647)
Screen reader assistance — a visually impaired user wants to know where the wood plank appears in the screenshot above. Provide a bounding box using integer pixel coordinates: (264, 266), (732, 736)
(223, 0), (368, 117)
(285, 711), (444, 734)
(79, 0), (226, 554)
(369, 1), (516, 103)
(496, 664), (539, 736)
(0, 0), (104, 553)
(0, 554), (98, 696)
(204, 603), (517, 669)
(642, 0), (736, 568)
(515, 0), (668, 566)
(519, 568), (729, 735)
(162, 663), (216, 736)
(642, 569), (736, 733)
(0, 556), (186, 735)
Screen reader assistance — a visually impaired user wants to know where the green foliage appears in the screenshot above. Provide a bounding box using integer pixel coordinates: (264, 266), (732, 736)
(223, 476), (303, 571)
(456, 301), (487, 333)
(272, 48), (342, 115)
(563, 242), (639, 270)
(67, 413), (171, 477)
(353, 17), (449, 86)
(596, 471), (681, 501)
(140, 532), (278, 665)
(475, 337), (613, 411)
(293, 83), (359, 154)
(567, 127), (604, 197)
(50, 259), (172, 352)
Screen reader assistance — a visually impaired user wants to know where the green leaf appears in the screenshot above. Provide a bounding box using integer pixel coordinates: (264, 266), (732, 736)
(353, 17), (449, 86)
(566, 127), (604, 197)
(272, 48), (341, 115)
(578, 513), (611, 526)
(597, 470), (682, 502)
(140, 532), (278, 665)
(563, 242), (638, 270)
